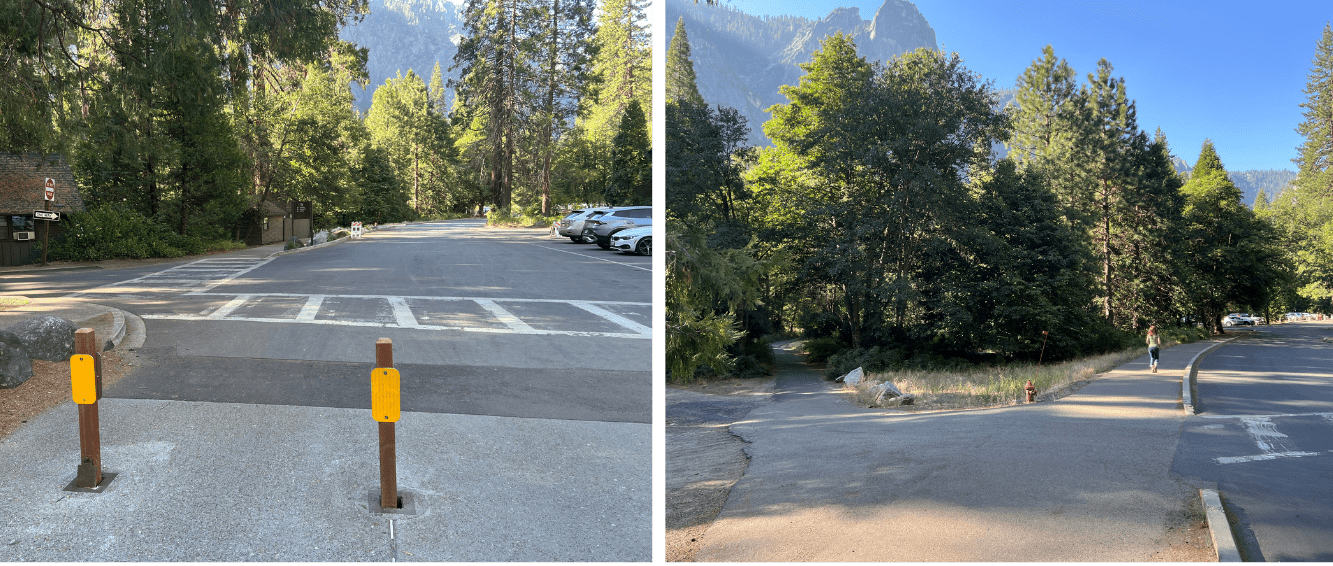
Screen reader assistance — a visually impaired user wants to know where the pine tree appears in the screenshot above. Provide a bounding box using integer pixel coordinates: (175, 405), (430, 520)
(666, 18), (705, 105)
(1295, 23), (1333, 199)
(451, 0), (534, 210)
(1180, 141), (1281, 333)
(583, 0), (651, 143)
(1008, 45), (1080, 170)
(606, 99), (649, 206)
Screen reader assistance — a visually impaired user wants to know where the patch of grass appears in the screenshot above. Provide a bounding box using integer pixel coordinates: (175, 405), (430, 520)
(849, 347), (1144, 411)
(486, 208), (563, 228)
(0, 296), (31, 312)
(203, 240), (248, 253)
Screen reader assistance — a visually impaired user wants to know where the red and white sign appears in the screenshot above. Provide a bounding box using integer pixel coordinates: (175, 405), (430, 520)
(44, 178), (55, 201)
(351, 221), (363, 238)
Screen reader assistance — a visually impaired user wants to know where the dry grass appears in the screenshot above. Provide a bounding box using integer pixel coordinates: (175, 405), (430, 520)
(846, 347), (1144, 411)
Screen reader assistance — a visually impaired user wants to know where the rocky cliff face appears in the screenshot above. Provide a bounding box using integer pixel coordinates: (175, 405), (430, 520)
(339, 0), (464, 112)
(665, 0), (937, 146)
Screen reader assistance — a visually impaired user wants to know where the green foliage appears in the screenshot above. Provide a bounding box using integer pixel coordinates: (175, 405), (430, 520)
(1178, 141), (1285, 333)
(606, 99), (650, 205)
(665, 227), (763, 382)
(349, 145), (416, 225)
(1263, 24), (1333, 315)
(666, 17), (705, 106)
(583, 0), (651, 144)
(485, 208), (562, 228)
(50, 204), (212, 261)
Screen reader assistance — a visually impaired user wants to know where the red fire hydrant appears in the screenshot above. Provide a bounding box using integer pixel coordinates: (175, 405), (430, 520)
(1025, 380), (1037, 403)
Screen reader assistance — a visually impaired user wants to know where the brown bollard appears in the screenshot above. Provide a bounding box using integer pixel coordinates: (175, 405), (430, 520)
(376, 338), (398, 510)
(73, 328), (102, 488)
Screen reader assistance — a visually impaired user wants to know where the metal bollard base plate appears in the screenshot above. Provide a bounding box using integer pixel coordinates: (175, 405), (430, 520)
(63, 472), (116, 494)
(368, 490), (418, 515)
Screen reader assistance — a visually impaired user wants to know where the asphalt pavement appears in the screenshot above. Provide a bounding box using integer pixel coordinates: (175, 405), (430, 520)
(692, 338), (1227, 561)
(0, 220), (651, 561)
(1172, 320), (1333, 561)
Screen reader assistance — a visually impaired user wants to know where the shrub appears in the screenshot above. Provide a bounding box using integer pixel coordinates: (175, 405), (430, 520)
(730, 339), (776, 378)
(801, 337), (844, 364)
(49, 204), (210, 261)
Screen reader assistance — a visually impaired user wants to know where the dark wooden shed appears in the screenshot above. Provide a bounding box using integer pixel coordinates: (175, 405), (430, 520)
(0, 153), (87, 267)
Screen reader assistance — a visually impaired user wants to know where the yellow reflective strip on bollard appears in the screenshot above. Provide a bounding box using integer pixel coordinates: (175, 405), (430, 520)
(371, 368), (400, 422)
(71, 355), (97, 404)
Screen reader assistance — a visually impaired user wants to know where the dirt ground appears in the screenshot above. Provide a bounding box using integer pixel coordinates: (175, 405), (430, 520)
(665, 377), (773, 562)
(0, 350), (134, 443)
(1149, 491), (1218, 561)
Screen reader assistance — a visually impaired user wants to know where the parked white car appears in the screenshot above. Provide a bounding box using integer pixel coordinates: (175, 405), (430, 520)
(610, 225), (651, 255)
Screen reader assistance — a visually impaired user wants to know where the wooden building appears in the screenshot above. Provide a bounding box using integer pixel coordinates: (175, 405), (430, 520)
(0, 153), (86, 267)
(238, 199), (313, 245)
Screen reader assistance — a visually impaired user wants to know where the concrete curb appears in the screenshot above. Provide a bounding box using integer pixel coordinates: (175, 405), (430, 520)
(1182, 336), (1241, 414)
(1201, 488), (1242, 561)
(265, 231), (358, 258)
(104, 307), (125, 351)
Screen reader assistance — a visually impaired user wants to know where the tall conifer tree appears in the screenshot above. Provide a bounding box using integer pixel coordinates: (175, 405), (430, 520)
(666, 18), (705, 106)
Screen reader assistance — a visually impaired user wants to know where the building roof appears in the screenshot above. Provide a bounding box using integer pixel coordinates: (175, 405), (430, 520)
(0, 153), (86, 215)
(258, 199), (287, 217)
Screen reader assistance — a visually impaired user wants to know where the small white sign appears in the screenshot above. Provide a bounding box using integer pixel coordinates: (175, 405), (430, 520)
(351, 222), (363, 238)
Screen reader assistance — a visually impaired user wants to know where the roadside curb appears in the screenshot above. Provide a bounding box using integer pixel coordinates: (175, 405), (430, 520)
(1182, 336), (1242, 414)
(265, 231), (359, 258)
(0, 264), (102, 274)
(1200, 488), (1242, 561)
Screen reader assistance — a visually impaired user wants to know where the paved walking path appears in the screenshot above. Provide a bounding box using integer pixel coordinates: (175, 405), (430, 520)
(694, 339), (1224, 562)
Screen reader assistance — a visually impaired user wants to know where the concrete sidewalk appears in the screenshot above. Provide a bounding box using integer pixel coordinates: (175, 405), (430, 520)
(694, 339), (1227, 562)
(0, 398), (650, 561)
(0, 235), (651, 561)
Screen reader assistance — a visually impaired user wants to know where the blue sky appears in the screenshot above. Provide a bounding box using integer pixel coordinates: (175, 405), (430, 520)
(707, 0), (1329, 171)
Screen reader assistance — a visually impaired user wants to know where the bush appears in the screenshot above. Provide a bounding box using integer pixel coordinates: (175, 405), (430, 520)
(49, 204), (212, 261)
(730, 339), (775, 378)
(486, 207), (563, 228)
(1159, 326), (1209, 347)
(801, 337), (844, 364)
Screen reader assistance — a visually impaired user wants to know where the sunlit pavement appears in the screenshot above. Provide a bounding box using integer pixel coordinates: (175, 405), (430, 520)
(0, 219), (651, 561)
(692, 339), (1227, 561)
(1172, 320), (1333, 561)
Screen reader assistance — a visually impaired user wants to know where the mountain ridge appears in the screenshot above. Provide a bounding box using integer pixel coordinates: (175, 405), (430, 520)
(666, 0), (937, 146)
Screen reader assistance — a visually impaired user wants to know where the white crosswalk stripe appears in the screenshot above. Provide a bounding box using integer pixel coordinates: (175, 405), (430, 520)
(69, 257), (275, 296)
(139, 293), (652, 339)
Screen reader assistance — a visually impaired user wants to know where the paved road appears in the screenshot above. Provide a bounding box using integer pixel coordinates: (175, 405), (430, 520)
(691, 340), (1224, 561)
(1171, 320), (1333, 561)
(0, 220), (651, 561)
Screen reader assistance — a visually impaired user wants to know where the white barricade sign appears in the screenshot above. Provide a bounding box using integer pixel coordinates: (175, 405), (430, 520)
(351, 222), (363, 238)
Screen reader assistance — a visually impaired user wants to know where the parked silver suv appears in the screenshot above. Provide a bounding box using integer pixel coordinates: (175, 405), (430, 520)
(558, 208), (609, 242)
(583, 206), (652, 249)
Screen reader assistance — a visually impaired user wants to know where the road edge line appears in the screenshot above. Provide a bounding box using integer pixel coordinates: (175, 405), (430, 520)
(1200, 488), (1242, 561)
(1182, 336), (1241, 415)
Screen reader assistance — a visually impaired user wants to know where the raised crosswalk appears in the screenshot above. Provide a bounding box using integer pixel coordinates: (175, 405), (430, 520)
(139, 292), (652, 339)
(70, 257), (275, 296)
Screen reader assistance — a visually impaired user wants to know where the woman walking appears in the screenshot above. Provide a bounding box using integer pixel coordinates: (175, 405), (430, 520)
(1147, 325), (1161, 373)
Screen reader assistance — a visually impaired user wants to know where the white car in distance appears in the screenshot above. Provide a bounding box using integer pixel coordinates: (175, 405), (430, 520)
(610, 226), (651, 255)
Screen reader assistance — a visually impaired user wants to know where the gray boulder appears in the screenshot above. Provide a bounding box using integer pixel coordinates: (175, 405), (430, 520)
(312, 230), (329, 245)
(4, 315), (78, 362)
(0, 330), (33, 389)
(836, 367), (864, 386)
